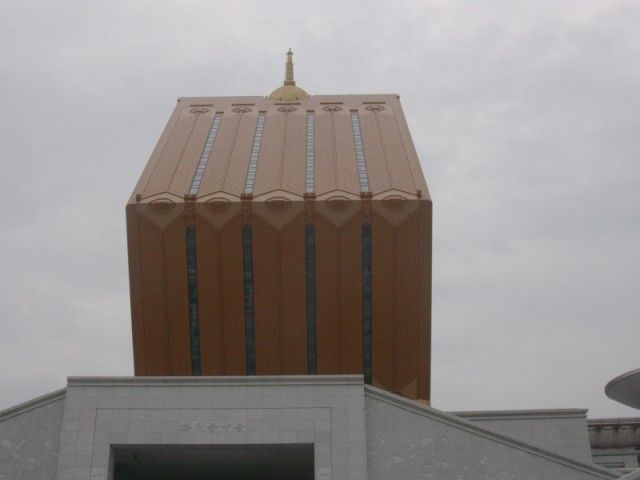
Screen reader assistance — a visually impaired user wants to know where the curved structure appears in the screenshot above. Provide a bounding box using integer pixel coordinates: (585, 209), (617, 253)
(606, 368), (640, 410)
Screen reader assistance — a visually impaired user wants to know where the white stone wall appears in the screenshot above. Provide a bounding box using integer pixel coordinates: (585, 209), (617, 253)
(365, 387), (618, 480)
(0, 390), (65, 480)
(454, 409), (593, 463)
(2, 379), (621, 480)
(56, 376), (366, 480)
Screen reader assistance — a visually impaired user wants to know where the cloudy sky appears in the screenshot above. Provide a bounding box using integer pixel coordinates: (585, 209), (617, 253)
(1, 1), (638, 418)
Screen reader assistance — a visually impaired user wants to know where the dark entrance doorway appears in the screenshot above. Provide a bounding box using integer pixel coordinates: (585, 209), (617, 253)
(112, 443), (314, 480)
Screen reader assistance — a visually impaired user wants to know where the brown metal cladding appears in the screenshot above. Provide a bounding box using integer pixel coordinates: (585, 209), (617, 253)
(131, 104), (183, 198)
(163, 217), (191, 375)
(279, 111), (307, 195)
(251, 216), (281, 374)
(125, 206), (145, 375)
(223, 110), (259, 196)
(197, 113), (240, 195)
(371, 213), (395, 391)
(394, 213), (421, 398)
(253, 110), (286, 196)
(127, 93), (432, 401)
(193, 214), (225, 374)
(313, 215), (342, 374)
(332, 111), (361, 194)
(314, 109), (338, 195)
(136, 214), (170, 374)
(250, 108), (308, 197)
(359, 111), (392, 193)
(375, 108), (417, 194)
(391, 98), (430, 196)
(418, 200), (432, 400)
(337, 215), (363, 373)
(279, 215), (308, 374)
(130, 95), (430, 203)
(167, 111), (216, 196)
(219, 215), (246, 375)
(141, 111), (198, 198)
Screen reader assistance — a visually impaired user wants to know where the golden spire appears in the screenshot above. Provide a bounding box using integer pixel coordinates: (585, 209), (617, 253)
(269, 49), (309, 101)
(284, 48), (295, 86)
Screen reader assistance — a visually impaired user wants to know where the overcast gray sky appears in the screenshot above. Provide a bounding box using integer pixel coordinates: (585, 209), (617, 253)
(1, 0), (638, 418)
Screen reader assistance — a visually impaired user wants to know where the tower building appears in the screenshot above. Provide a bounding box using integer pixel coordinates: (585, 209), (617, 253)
(126, 50), (433, 401)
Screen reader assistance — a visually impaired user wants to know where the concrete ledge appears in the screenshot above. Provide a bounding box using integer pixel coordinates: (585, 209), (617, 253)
(0, 388), (66, 421)
(590, 418), (640, 426)
(67, 374), (364, 387)
(365, 385), (620, 479)
(453, 408), (588, 421)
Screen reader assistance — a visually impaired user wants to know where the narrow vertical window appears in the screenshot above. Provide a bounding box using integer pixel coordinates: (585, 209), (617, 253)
(186, 225), (201, 375)
(362, 223), (372, 384)
(242, 224), (256, 375)
(350, 110), (370, 192)
(305, 223), (317, 374)
(189, 113), (223, 196)
(243, 112), (266, 195)
(305, 111), (315, 193)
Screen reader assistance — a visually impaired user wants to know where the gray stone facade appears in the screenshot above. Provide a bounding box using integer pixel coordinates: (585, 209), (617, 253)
(0, 389), (65, 480)
(589, 418), (640, 474)
(0, 376), (625, 479)
(57, 376), (366, 480)
(365, 387), (617, 480)
(454, 408), (593, 463)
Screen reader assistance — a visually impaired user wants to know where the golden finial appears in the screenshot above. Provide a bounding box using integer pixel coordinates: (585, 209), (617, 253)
(269, 49), (309, 101)
(284, 48), (295, 86)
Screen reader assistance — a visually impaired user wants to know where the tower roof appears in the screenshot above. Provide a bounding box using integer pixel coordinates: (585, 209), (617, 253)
(268, 49), (309, 101)
(129, 94), (429, 203)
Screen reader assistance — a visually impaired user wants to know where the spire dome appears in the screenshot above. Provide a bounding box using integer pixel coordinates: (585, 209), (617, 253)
(269, 49), (309, 101)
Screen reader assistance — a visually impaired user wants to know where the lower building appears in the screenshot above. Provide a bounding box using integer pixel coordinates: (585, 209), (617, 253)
(0, 375), (628, 480)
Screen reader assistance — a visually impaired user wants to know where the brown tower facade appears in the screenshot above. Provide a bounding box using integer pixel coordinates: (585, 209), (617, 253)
(127, 58), (432, 401)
